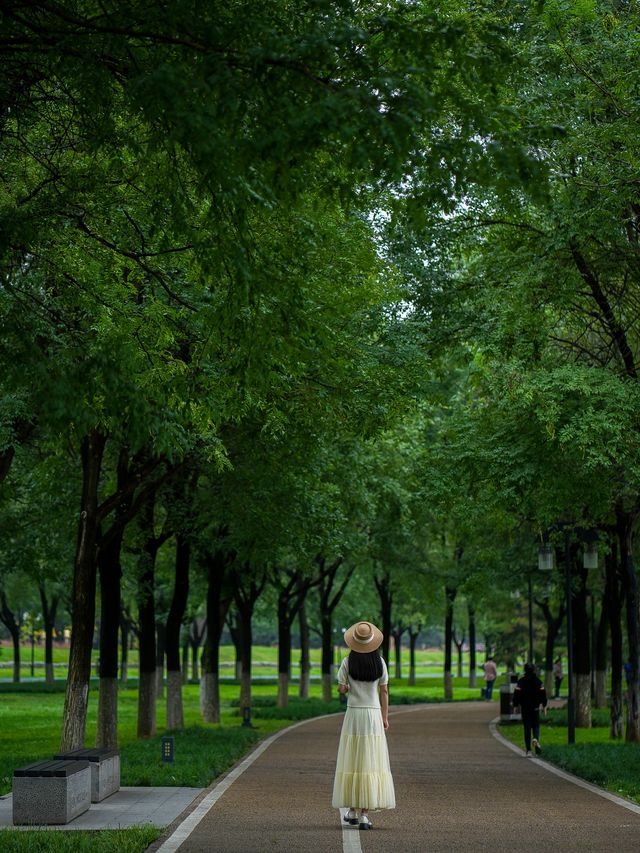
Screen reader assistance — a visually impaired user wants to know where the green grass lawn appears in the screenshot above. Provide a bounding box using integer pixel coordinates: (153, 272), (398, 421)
(0, 643), (460, 682)
(499, 707), (640, 805)
(0, 828), (161, 853)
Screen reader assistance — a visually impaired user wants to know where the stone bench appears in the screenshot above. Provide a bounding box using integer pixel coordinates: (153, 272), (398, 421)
(13, 760), (91, 825)
(54, 747), (120, 802)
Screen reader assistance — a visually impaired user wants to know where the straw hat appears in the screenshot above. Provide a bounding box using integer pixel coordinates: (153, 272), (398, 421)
(344, 620), (383, 653)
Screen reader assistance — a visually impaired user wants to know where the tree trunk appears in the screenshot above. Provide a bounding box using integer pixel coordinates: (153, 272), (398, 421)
(605, 542), (624, 739)
(444, 586), (456, 701)
(393, 625), (406, 679)
(374, 569), (392, 666)
(408, 627), (420, 686)
(38, 583), (58, 685)
(227, 616), (242, 681)
(468, 605), (477, 688)
(0, 591), (22, 684)
(136, 497), (158, 739)
(155, 621), (166, 698)
(96, 527), (125, 749)
(166, 535), (190, 730)
(234, 572), (265, 719)
(61, 429), (106, 752)
(572, 564), (592, 728)
(182, 639), (189, 684)
(618, 507), (640, 742)
(277, 594), (292, 709)
(594, 593), (608, 710)
(119, 612), (129, 686)
(201, 550), (231, 724)
(321, 613), (333, 703)
(298, 600), (310, 699)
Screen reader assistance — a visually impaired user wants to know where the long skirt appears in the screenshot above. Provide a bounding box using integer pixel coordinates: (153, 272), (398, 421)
(331, 707), (396, 810)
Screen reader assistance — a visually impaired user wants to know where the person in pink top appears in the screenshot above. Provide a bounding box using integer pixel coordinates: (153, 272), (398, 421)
(482, 657), (497, 700)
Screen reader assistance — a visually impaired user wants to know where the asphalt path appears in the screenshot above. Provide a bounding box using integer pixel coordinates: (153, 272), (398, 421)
(151, 701), (640, 853)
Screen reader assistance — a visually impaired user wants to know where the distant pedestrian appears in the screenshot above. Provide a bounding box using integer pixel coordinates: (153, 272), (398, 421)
(553, 657), (563, 699)
(332, 621), (395, 831)
(512, 663), (548, 756)
(482, 656), (497, 701)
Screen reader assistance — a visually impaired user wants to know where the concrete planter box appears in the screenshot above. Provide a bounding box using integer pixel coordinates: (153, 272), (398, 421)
(13, 760), (91, 825)
(54, 748), (120, 802)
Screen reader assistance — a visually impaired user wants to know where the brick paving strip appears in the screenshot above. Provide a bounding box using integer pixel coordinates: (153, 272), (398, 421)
(150, 702), (640, 853)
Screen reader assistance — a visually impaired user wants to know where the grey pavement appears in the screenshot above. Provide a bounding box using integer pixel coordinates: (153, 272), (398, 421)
(0, 785), (202, 830)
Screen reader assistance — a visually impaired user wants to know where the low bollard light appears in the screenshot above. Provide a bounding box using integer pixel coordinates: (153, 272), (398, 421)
(161, 736), (175, 763)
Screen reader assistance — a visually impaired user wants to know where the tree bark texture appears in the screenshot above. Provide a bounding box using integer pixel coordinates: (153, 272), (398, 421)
(408, 627), (420, 686)
(392, 625), (405, 679)
(468, 605), (476, 688)
(201, 549), (232, 723)
(298, 600), (310, 699)
(96, 528), (125, 749)
(156, 621), (166, 698)
(444, 586), (456, 701)
(317, 556), (350, 701)
(136, 496), (159, 739)
(61, 429), (106, 752)
(0, 591), (21, 683)
(39, 582), (58, 684)
(374, 569), (392, 666)
(618, 507), (640, 742)
(165, 534), (190, 730)
(572, 563), (591, 728)
(594, 594), (608, 710)
(605, 542), (623, 739)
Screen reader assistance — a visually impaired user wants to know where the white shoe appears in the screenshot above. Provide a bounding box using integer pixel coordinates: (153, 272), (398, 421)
(343, 809), (358, 825)
(525, 750), (532, 756)
(359, 815), (373, 830)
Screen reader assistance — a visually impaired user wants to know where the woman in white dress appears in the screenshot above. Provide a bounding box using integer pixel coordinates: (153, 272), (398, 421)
(331, 620), (395, 830)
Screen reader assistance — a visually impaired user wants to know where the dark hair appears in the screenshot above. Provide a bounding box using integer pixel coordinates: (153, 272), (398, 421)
(524, 663), (535, 676)
(348, 650), (383, 682)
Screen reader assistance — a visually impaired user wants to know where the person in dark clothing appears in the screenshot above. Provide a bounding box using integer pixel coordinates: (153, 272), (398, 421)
(512, 663), (548, 756)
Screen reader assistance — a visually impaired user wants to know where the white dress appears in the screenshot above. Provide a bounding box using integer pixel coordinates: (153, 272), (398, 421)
(331, 656), (396, 810)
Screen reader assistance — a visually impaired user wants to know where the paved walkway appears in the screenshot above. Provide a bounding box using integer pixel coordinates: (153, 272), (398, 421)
(149, 702), (640, 853)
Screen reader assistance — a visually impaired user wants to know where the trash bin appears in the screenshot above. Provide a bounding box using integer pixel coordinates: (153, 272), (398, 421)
(499, 673), (521, 722)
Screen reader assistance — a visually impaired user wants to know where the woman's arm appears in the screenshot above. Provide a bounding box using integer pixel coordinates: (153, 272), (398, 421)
(380, 683), (389, 730)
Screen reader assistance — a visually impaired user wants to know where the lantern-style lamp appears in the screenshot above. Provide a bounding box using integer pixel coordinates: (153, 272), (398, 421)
(538, 543), (554, 572)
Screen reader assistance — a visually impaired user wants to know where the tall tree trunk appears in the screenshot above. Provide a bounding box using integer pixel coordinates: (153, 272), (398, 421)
(119, 610), (130, 686)
(227, 616), (242, 681)
(452, 628), (464, 678)
(444, 586), (456, 701)
(38, 582), (58, 684)
(594, 593), (608, 710)
(234, 573), (265, 719)
(605, 541), (623, 739)
(321, 612), (333, 703)
(182, 638), (189, 684)
(136, 496), (159, 739)
(391, 625), (405, 679)
(617, 507), (640, 742)
(572, 563), (591, 728)
(201, 550), (232, 723)
(468, 605), (477, 688)
(0, 592), (21, 684)
(408, 626), (420, 686)
(537, 599), (565, 699)
(61, 429), (106, 752)
(374, 569), (392, 666)
(317, 556), (351, 702)
(166, 535), (190, 730)
(155, 621), (166, 699)
(96, 527), (125, 749)
(298, 600), (310, 699)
